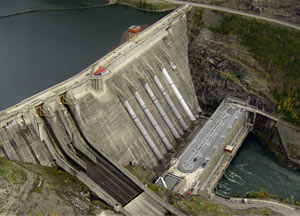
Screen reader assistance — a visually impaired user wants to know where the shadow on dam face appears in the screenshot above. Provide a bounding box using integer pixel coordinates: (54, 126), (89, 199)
(41, 102), (143, 207)
(64, 104), (143, 206)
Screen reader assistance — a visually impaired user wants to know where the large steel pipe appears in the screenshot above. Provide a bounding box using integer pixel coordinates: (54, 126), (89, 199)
(162, 68), (196, 121)
(153, 75), (188, 130)
(135, 91), (172, 150)
(124, 100), (163, 160)
(145, 83), (180, 139)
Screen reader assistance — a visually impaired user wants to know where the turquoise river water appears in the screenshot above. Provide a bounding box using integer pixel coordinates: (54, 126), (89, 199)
(216, 133), (300, 201)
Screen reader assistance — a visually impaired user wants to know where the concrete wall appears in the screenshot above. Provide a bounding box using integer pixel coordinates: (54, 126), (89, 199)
(197, 105), (247, 191)
(64, 5), (199, 168)
(0, 5), (194, 215)
(0, 5), (197, 169)
(0, 115), (53, 166)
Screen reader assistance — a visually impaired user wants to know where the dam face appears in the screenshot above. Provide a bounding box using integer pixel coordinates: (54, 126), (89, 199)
(0, 5), (198, 215)
(0, 5), (199, 169)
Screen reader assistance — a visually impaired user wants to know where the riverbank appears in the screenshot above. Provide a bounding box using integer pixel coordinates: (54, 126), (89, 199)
(126, 164), (282, 215)
(115, 0), (178, 12)
(254, 118), (300, 171)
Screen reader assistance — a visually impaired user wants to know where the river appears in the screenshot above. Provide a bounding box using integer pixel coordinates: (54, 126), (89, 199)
(0, 0), (168, 111)
(215, 133), (300, 201)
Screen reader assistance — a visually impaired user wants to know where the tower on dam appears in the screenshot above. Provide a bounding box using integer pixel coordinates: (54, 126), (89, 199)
(0, 5), (200, 215)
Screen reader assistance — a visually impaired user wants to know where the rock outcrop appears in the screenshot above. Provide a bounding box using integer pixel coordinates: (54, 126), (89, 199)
(187, 8), (300, 167)
(188, 10), (276, 115)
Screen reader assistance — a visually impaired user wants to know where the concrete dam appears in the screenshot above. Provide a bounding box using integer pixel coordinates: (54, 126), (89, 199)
(0, 5), (202, 215)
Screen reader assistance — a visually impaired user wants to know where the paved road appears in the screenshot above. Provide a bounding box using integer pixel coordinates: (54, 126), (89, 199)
(166, 0), (300, 31)
(214, 196), (300, 216)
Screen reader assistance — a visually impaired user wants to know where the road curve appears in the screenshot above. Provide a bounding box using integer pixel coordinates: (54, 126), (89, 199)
(214, 196), (299, 216)
(166, 0), (300, 31)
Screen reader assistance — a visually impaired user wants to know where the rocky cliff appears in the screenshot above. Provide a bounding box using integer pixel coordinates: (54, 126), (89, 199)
(187, 8), (300, 167)
(188, 9), (276, 115)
